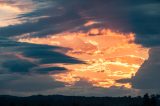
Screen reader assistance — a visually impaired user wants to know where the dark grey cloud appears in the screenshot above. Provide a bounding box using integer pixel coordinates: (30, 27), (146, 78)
(35, 67), (66, 74)
(1, 0), (159, 47)
(128, 3), (160, 47)
(117, 47), (160, 89)
(0, 74), (64, 92)
(2, 59), (37, 74)
(0, 74), (139, 97)
(0, 39), (84, 74)
(22, 46), (82, 64)
(131, 47), (160, 89)
(73, 79), (93, 87)
(0, 0), (85, 37)
(0, 37), (82, 95)
(0, 30), (84, 95)
(0, 12), (83, 37)
(52, 84), (137, 97)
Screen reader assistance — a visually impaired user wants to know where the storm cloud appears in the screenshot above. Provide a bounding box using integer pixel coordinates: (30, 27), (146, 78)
(0, 40), (83, 74)
(0, 74), (65, 95)
(131, 47), (160, 89)
(0, 0), (160, 96)
(1, 0), (159, 46)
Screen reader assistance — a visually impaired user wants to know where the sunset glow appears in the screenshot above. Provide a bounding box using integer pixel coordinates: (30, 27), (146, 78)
(18, 28), (149, 88)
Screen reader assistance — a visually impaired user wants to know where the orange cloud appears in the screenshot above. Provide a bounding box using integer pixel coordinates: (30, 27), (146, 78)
(84, 20), (100, 27)
(18, 28), (149, 88)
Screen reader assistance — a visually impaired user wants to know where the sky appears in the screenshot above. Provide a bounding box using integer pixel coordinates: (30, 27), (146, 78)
(0, 0), (160, 97)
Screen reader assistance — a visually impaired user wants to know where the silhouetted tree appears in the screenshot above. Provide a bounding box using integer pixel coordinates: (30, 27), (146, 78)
(72, 102), (80, 106)
(150, 95), (157, 106)
(9, 102), (16, 106)
(143, 93), (150, 106)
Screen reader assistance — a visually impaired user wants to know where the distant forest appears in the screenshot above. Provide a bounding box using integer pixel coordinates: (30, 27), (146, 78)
(0, 94), (159, 106)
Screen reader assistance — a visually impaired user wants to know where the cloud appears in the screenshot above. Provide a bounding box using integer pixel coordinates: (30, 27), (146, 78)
(0, 13), (83, 37)
(0, 40), (84, 74)
(0, 0), (159, 47)
(128, 3), (160, 47)
(0, 74), (138, 96)
(50, 83), (138, 97)
(2, 59), (37, 74)
(0, 0), (85, 37)
(117, 47), (160, 89)
(0, 74), (64, 93)
(35, 67), (67, 74)
(22, 46), (83, 64)
(0, 0), (36, 27)
(131, 47), (160, 89)
(0, 75), (159, 97)
(0, 0), (160, 96)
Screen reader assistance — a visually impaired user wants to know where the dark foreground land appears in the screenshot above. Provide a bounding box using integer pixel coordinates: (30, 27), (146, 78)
(0, 94), (159, 106)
